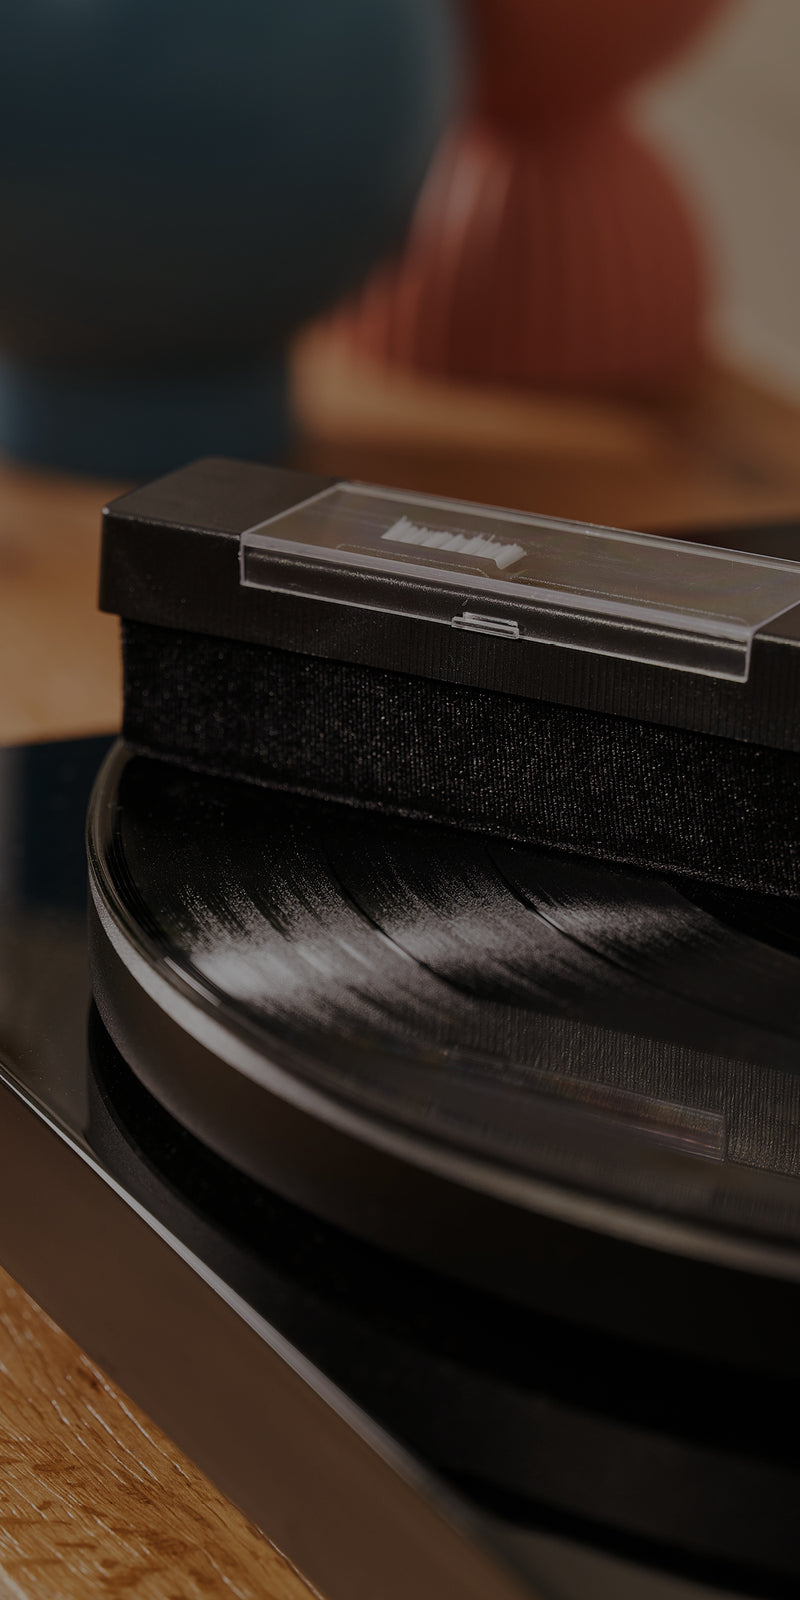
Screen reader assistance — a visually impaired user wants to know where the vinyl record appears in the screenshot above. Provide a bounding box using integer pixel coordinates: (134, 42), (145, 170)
(87, 740), (800, 1372)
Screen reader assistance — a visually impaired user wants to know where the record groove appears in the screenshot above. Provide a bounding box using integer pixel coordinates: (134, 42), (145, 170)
(90, 744), (800, 1193)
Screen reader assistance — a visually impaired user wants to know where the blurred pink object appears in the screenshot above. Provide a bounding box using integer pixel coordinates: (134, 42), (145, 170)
(332, 0), (732, 397)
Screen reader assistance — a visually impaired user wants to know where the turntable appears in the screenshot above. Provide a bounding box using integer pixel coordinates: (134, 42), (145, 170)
(0, 730), (798, 1600)
(2, 465), (800, 1600)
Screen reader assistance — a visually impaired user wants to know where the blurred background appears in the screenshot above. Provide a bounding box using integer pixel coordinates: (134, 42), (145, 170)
(639, 0), (800, 395)
(2, 0), (800, 744)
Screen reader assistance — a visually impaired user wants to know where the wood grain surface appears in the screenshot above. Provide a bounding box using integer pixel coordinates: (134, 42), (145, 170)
(2, 343), (800, 1597)
(0, 1263), (315, 1600)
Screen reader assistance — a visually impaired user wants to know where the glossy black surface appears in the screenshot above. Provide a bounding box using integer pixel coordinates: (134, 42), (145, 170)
(0, 736), (108, 1132)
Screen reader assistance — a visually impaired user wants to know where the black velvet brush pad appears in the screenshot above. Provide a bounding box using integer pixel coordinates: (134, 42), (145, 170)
(101, 460), (800, 899)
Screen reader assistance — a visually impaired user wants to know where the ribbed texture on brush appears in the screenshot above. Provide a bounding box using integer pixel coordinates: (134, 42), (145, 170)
(121, 620), (800, 897)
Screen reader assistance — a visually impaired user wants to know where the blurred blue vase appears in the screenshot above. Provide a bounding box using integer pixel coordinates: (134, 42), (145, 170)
(0, 0), (457, 477)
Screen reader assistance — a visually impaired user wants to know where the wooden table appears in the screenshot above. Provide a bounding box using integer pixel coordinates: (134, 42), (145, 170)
(0, 1267), (314, 1600)
(2, 337), (800, 1596)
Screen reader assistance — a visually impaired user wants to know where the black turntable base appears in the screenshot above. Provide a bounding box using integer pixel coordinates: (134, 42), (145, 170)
(1, 735), (800, 1600)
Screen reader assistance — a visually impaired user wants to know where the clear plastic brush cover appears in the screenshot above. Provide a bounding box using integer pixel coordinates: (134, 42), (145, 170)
(240, 483), (800, 679)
